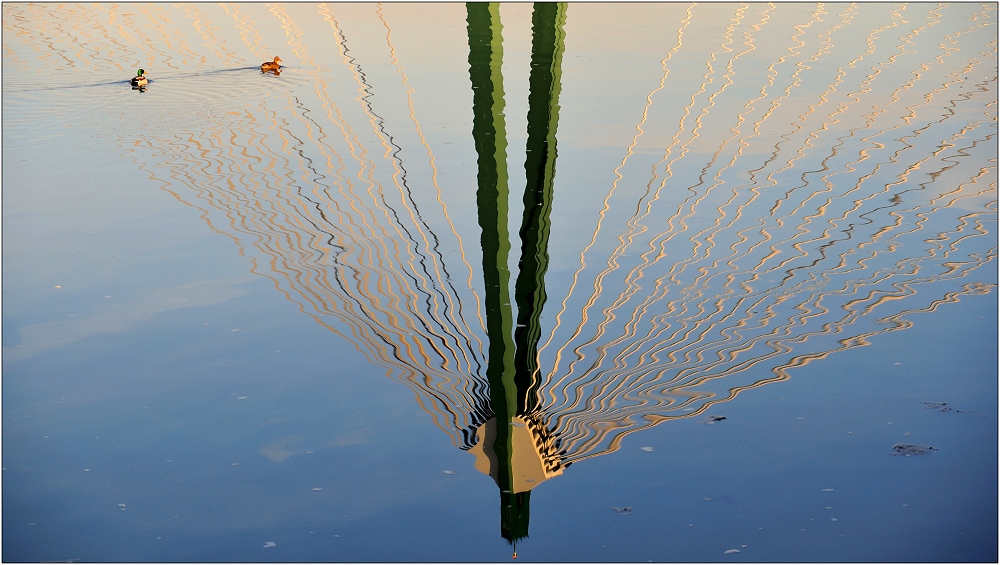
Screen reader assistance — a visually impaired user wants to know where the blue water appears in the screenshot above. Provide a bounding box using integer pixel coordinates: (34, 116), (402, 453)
(3, 3), (996, 562)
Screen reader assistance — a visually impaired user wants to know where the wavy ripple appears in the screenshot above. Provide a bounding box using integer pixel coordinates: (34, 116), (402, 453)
(4, 2), (995, 467)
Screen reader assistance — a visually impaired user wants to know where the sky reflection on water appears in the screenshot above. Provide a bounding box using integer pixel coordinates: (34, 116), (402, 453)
(3, 3), (997, 562)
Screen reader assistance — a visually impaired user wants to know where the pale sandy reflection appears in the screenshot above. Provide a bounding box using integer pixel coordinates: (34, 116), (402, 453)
(3, 2), (995, 471)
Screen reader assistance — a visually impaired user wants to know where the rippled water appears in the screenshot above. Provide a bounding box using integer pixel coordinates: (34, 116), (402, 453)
(3, 3), (997, 562)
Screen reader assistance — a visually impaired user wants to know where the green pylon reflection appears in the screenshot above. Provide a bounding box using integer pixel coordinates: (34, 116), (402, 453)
(514, 2), (565, 417)
(467, 1), (566, 548)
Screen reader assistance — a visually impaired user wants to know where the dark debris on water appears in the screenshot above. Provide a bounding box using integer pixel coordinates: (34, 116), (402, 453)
(890, 443), (937, 456)
(920, 401), (952, 413)
(919, 401), (981, 416)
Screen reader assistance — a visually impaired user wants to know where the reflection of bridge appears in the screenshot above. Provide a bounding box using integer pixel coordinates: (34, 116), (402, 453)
(467, 3), (566, 544)
(8, 1), (995, 550)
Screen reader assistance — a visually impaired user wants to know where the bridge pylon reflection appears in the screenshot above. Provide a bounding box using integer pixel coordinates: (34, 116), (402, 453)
(466, 1), (568, 546)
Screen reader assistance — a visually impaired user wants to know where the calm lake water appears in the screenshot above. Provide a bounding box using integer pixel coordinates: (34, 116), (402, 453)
(3, 2), (997, 562)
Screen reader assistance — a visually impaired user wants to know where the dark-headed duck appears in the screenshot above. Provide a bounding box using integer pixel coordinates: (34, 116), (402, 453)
(130, 68), (148, 87)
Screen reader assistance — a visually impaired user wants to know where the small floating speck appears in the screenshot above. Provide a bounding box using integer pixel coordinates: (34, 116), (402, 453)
(237, 396), (248, 400)
(202, 323), (210, 326)
(725, 549), (740, 554)
(688, 524), (694, 527)
(230, 329), (240, 333)
(902, 504), (908, 507)
(83, 469), (91, 472)
(822, 488), (835, 492)
(741, 545), (747, 548)
(103, 296), (112, 299)
(797, 417), (805, 420)
(28, 523), (36, 526)
(306, 451), (313, 454)
(894, 362), (901, 366)
(887, 422), (893, 425)
(166, 460), (172, 463)
(612, 507), (632, 514)
(442, 470), (457, 475)
(334, 534), (340, 538)
(825, 506), (831, 510)
(831, 518), (838, 521)
(54, 285), (61, 289)
(263, 541), (276, 548)
(640, 446), (654, 452)
(231, 463), (239, 466)
(311, 487), (323, 491)
(43, 436), (49, 439)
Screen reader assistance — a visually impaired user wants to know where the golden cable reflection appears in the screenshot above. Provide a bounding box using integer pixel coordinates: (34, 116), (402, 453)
(4, 0), (995, 519)
(221, 3), (272, 62)
(527, 3), (996, 461)
(375, 4), (490, 355)
(182, 4), (244, 67)
(541, 3), (699, 370)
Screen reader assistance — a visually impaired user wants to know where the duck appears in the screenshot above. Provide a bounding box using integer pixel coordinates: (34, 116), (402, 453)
(130, 68), (148, 88)
(260, 56), (282, 73)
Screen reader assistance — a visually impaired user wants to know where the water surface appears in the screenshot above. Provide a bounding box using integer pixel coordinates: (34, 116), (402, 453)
(3, 3), (997, 562)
